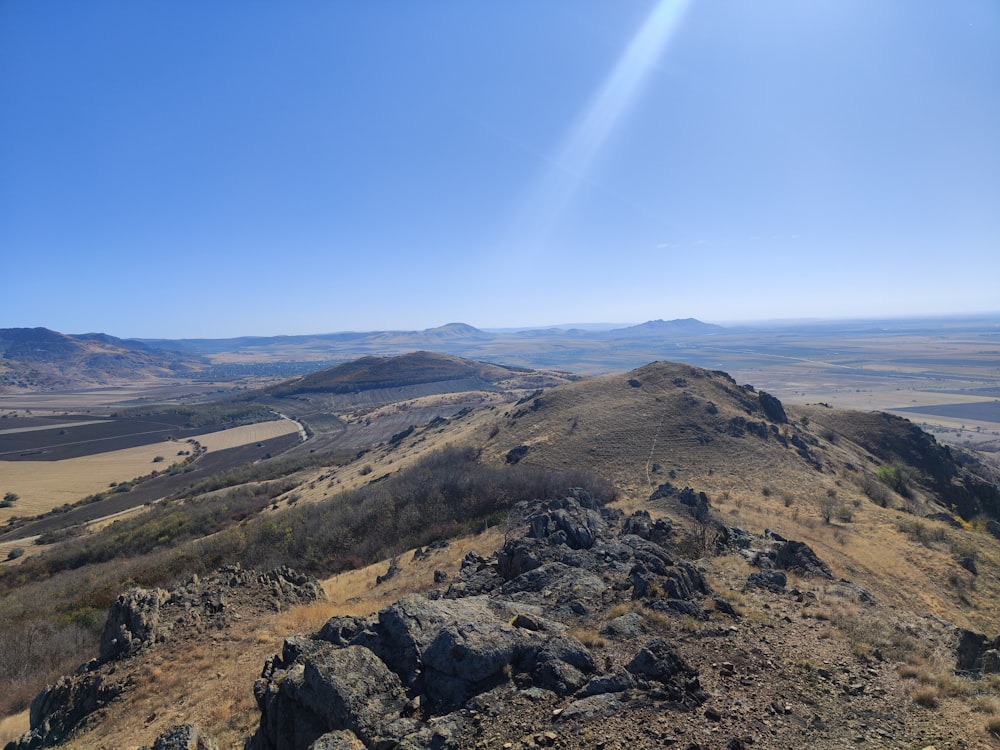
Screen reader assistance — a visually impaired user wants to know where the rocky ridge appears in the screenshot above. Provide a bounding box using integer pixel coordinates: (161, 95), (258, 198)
(245, 491), (983, 749)
(9, 490), (998, 749)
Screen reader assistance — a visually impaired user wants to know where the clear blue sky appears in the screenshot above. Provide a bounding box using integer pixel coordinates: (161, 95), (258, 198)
(2, 1), (998, 338)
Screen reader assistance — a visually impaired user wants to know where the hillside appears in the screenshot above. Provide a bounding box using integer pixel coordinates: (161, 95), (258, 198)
(0, 328), (204, 391)
(4, 360), (1000, 748)
(265, 351), (545, 397)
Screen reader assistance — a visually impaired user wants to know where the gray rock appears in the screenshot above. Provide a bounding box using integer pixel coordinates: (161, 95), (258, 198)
(315, 616), (374, 647)
(745, 570), (787, 591)
(773, 540), (833, 579)
(758, 391), (788, 423)
(958, 556), (978, 575)
(525, 498), (608, 550)
(251, 643), (414, 750)
(7, 672), (125, 750)
(626, 638), (706, 707)
(601, 612), (645, 639)
(99, 587), (169, 663)
(579, 670), (637, 697)
(558, 693), (625, 720)
(376, 595), (523, 692)
(149, 724), (219, 750)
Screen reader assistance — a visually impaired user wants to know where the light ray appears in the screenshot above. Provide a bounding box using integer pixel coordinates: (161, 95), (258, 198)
(514, 0), (691, 251)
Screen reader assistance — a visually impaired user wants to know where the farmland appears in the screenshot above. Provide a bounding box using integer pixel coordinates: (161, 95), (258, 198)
(0, 405), (302, 542)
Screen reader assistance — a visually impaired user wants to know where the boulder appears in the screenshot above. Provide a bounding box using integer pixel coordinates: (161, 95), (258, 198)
(773, 540), (834, 579)
(745, 570), (787, 592)
(758, 391), (788, 423)
(147, 724), (219, 750)
(99, 587), (169, 663)
(251, 643), (414, 750)
(626, 638), (706, 707)
(7, 673), (126, 750)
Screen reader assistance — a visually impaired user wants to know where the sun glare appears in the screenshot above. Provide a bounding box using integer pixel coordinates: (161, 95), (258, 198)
(515, 0), (691, 251)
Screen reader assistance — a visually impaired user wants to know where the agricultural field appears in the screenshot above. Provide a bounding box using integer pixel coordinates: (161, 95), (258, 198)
(0, 409), (302, 537)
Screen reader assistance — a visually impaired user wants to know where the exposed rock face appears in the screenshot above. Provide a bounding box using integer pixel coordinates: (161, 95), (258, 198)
(758, 391), (788, 424)
(6, 567), (325, 750)
(249, 492), (715, 750)
(14, 672), (126, 749)
(100, 587), (170, 662)
(956, 628), (1000, 674)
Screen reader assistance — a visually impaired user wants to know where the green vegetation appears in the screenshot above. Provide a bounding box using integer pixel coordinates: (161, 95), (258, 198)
(876, 461), (916, 499)
(176, 450), (348, 498)
(113, 403), (277, 428)
(860, 473), (892, 507)
(0, 491), (17, 508)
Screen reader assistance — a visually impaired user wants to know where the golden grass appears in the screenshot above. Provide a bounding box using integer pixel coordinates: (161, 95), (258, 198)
(0, 711), (28, 747)
(0, 420), (299, 525)
(0, 441), (185, 522)
(191, 420), (300, 451)
(320, 526), (506, 616)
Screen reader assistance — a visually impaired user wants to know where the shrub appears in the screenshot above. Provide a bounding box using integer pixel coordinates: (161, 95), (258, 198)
(912, 686), (940, 708)
(860, 474), (892, 507)
(988, 717), (1000, 738)
(876, 462), (915, 499)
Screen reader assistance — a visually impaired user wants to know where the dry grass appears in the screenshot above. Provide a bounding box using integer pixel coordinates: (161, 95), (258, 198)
(190, 420), (300, 452)
(0, 441), (186, 522)
(569, 627), (608, 650)
(321, 527), (506, 616)
(0, 420), (298, 525)
(911, 685), (941, 709)
(0, 711), (28, 747)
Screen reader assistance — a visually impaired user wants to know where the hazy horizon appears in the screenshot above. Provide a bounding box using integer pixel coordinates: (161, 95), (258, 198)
(5, 309), (998, 344)
(2, 2), (998, 339)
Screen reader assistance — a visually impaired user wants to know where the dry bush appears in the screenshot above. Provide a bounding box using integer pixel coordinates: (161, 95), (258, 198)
(569, 627), (607, 650)
(987, 717), (1000, 738)
(971, 695), (1000, 715)
(912, 685), (941, 709)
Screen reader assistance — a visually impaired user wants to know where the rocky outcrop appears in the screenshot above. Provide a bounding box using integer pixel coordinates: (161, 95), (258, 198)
(6, 567), (325, 750)
(249, 492), (715, 750)
(11, 672), (126, 750)
(145, 724), (219, 750)
(728, 528), (834, 580)
(956, 629), (1000, 674)
(100, 587), (170, 662)
(758, 391), (788, 424)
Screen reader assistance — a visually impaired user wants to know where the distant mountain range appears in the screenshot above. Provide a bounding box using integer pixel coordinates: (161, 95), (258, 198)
(0, 319), (732, 391)
(0, 327), (205, 390)
(5, 313), (998, 392)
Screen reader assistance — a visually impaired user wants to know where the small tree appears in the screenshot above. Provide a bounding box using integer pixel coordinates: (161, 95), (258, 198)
(876, 462), (915, 499)
(0, 492), (17, 508)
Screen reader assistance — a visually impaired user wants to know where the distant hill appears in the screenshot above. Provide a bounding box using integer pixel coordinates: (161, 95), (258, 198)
(134, 318), (730, 375)
(265, 350), (537, 397)
(607, 318), (724, 338)
(0, 327), (203, 390)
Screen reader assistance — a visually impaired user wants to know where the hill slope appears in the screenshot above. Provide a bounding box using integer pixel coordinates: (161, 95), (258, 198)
(265, 350), (541, 397)
(4, 359), (1000, 748)
(0, 328), (203, 390)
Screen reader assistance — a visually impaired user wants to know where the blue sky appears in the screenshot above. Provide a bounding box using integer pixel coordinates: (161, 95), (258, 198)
(2, 1), (998, 338)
